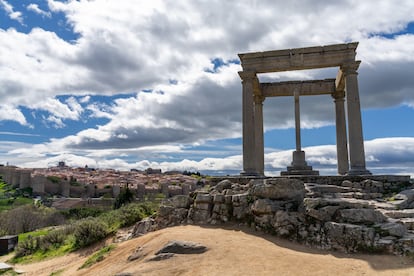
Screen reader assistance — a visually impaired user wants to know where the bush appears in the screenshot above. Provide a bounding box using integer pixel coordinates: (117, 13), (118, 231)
(73, 218), (109, 248)
(113, 187), (134, 209)
(15, 235), (39, 257)
(60, 207), (103, 220)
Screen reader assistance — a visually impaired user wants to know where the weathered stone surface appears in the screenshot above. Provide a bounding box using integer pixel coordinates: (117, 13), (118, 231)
(215, 180), (233, 193)
(306, 205), (340, 222)
(305, 183), (353, 195)
(127, 246), (147, 261)
(114, 273), (133, 276)
(213, 194), (225, 203)
(232, 193), (249, 205)
(383, 209), (414, 219)
(155, 240), (207, 255)
(132, 217), (157, 237)
(324, 222), (375, 252)
(338, 208), (387, 224)
(251, 199), (280, 215)
(189, 208), (210, 223)
(390, 189), (414, 209)
(195, 193), (212, 204)
(250, 179), (305, 201)
(148, 253), (175, 261)
(378, 222), (406, 238)
(170, 195), (191, 208)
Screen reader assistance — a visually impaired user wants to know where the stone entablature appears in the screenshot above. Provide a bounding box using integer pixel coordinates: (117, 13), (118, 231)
(238, 42), (371, 176)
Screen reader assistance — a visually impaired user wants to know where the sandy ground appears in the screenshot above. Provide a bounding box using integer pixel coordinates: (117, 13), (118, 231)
(4, 224), (414, 276)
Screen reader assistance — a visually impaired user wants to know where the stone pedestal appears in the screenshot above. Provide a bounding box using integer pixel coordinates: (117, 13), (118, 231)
(281, 151), (319, 176)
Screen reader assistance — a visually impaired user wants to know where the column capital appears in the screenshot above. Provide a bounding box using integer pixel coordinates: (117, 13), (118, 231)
(341, 61), (361, 75)
(332, 90), (345, 100)
(254, 95), (265, 104)
(238, 70), (257, 81)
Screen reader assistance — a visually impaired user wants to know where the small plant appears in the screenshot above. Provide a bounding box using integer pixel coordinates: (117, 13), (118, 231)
(47, 176), (60, 184)
(78, 245), (115, 269)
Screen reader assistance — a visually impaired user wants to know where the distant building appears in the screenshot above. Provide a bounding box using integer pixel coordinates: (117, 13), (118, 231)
(58, 161), (66, 168)
(145, 168), (162, 174)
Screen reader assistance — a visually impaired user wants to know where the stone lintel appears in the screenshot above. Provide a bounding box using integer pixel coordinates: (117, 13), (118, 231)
(238, 42), (358, 73)
(261, 79), (335, 97)
(335, 69), (345, 91)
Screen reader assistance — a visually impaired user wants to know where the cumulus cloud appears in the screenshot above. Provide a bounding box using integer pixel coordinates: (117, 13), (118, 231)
(27, 3), (51, 18)
(0, 0), (23, 24)
(5, 137), (414, 177)
(1, 1), (414, 174)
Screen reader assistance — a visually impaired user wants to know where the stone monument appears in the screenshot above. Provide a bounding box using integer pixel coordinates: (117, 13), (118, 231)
(238, 42), (371, 176)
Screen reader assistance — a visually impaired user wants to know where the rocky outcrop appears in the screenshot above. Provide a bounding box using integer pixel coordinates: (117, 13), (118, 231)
(136, 177), (414, 255)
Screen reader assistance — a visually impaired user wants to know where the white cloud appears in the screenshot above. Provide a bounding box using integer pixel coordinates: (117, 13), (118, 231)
(0, 0), (23, 24)
(4, 137), (414, 177)
(0, 105), (30, 126)
(1, 1), (414, 174)
(27, 3), (51, 18)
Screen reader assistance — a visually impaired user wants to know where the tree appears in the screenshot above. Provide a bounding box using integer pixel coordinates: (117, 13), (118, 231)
(113, 187), (134, 209)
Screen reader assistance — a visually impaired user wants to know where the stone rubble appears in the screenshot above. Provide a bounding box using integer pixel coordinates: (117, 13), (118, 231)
(135, 177), (414, 255)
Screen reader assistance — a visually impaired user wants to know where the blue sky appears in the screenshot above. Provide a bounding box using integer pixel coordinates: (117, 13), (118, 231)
(1, 0), (414, 176)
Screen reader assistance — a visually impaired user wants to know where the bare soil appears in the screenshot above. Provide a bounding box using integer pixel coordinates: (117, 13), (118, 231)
(8, 225), (414, 275)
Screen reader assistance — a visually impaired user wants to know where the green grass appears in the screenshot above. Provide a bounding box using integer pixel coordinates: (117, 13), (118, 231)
(78, 245), (116, 269)
(0, 197), (33, 212)
(10, 202), (158, 264)
(18, 228), (50, 243)
(11, 234), (76, 264)
(0, 181), (33, 212)
(49, 269), (65, 276)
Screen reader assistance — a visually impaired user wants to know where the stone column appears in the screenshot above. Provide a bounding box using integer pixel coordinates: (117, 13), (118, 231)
(294, 89), (301, 152)
(343, 62), (371, 175)
(291, 90), (308, 169)
(239, 71), (259, 176)
(254, 95), (265, 176)
(332, 91), (349, 175)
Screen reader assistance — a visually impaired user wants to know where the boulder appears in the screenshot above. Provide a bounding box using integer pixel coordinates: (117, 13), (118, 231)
(324, 222), (375, 252)
(215, 180), (233, 193)
(170, 195), (191, 209)
(132, 217), (157, 237)
(250, 179), (305, 201)
(127, 246), (147, 261)
(155, 240), (207, 255)
(251, 199), (281, 215)
(378, 222), (407, 238)
(338, 208), (387, 224)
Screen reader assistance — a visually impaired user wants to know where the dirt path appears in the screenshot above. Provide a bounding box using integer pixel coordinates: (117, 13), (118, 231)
(11, 225), (414, 275)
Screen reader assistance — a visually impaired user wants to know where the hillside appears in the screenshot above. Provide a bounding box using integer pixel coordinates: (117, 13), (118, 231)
(10, 224), (414, 276)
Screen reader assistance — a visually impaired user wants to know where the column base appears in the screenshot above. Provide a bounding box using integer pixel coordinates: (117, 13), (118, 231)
(347, 167), (372, 176)
(281, 150), (319, 176)
(240, 170), (262, 177)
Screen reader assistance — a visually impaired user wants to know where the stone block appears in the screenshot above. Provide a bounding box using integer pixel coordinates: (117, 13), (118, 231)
(231, 193), (249, 206)
(306, 205), (340, 222)
(195, 193), (212, 204)
(215, 180), (233, 193)
(251, 199), (280, 215)
(378, 222), (406, 238)
(170, 195), (191, 209)
(250, 179), (304, 201)
(213, 194), (225, 203)
(338, 208), (387, 224)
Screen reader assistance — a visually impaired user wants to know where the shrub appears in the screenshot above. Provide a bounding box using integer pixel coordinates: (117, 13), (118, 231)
(73, 218), (109, 248)
(113, 187), (134, 209)
(15, 235), (39, 257)
(47, 176), (61, 184)
(60, 207), (103, 220)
